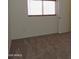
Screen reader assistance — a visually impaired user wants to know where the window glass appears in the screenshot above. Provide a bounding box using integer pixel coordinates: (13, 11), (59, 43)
(28, 0), (42, 15)
(43, 1), (55, 15)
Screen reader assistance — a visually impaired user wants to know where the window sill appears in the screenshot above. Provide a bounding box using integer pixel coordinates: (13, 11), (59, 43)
(27, 14), (56, 17)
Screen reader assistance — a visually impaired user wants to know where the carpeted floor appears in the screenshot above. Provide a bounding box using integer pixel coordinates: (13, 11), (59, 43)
(9, 32), (71, 59)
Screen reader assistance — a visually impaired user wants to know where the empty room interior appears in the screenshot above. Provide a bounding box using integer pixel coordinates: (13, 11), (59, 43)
(8, 0), (71, 59)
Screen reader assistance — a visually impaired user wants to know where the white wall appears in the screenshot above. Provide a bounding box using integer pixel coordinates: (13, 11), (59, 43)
(8, 0), (71, 40)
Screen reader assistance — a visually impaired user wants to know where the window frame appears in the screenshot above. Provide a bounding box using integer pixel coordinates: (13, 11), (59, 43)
(27, 0), (56, 16)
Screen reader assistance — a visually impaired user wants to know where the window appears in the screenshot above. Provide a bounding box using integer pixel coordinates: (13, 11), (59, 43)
(28, 0), (56, 16)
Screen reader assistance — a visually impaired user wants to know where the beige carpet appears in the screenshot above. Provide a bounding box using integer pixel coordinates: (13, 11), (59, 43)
(9, 32), (71, 59)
